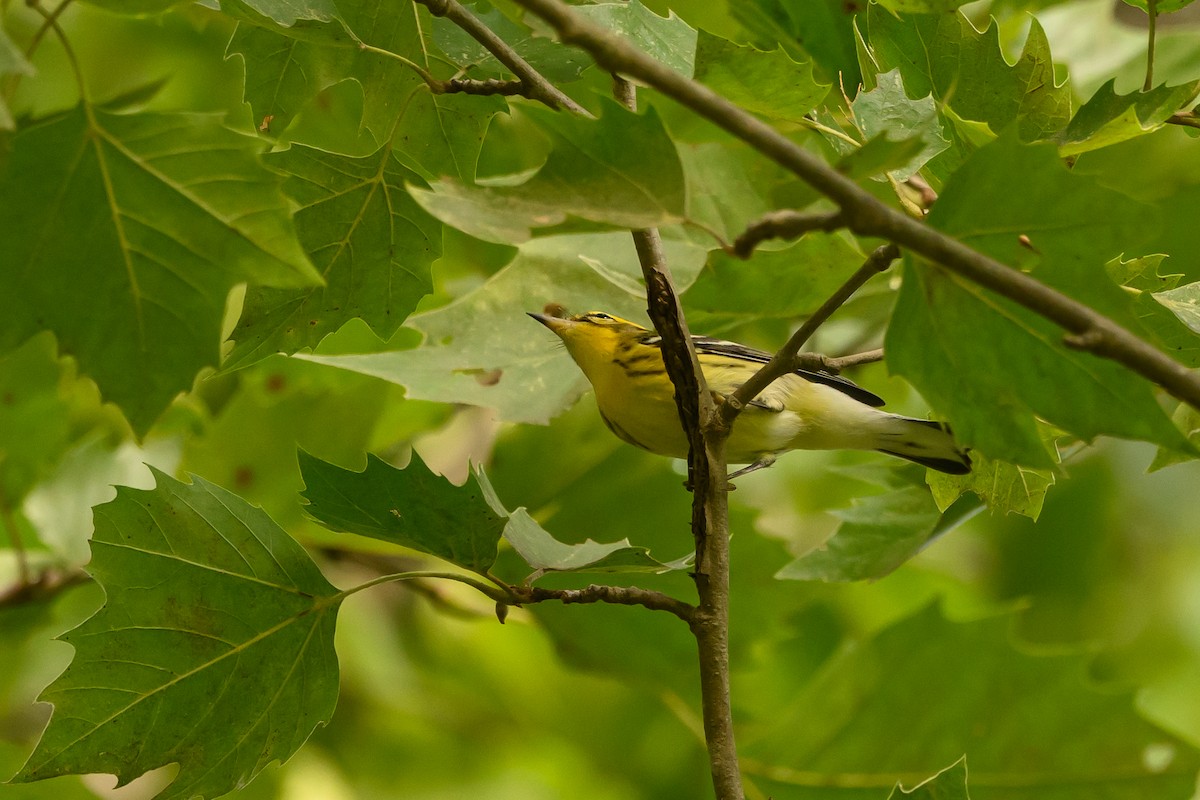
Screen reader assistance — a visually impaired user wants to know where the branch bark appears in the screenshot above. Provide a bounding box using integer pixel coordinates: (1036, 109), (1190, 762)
(510, 0), (1200, 414)
(413, 0), (590, 115)
(616, 73), (744, 800)
(729, 209), (845, 259)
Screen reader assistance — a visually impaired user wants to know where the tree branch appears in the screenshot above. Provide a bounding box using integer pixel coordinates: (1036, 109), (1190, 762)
(723, 244), (898, 425)
(1167, 111), (1200, 130)
(514, 583), (696, 621)
(728, 210), (845, 259)
(796, 347), (886, 374)
(0, 568), (90, 610)
(615, 73), (744, 800)
(413, 0), (589, 115)
(511, 0), (1200, 414)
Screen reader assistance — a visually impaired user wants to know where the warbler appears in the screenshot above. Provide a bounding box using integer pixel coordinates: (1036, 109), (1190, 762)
(530, 310), (970, 477)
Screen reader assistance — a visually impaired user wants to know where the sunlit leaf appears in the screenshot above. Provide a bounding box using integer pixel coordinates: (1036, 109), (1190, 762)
(850, 69), (950, 181)
(1154, 280), (1200, 334)
(13, 471), (341, 800)
(503, 509), (677, 574)
(576, 0), (697, 76)
(867, 8), (1071, 142)
(888, 757), (970, 800)
(1058, 79), (1200, 156)
(928, 453), (1056, 520)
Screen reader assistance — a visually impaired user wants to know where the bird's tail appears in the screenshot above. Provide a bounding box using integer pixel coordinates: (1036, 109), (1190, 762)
(873, 417), (972, 475)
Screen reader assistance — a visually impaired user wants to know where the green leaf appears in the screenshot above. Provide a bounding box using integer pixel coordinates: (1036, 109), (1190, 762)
(776, 486), (958, 582)
(226, 144), (441, 368)
(684, 232), (867, 327)
(749, 605), (1200, 799)
(298, 231), (709, 424)
(298, 450), (506, 573)
(1058, 79), (1200, 156)
(678, 140), (783, 242)
(888, 134), (1191, 465)
(850, 69), (950, 181)
(13, 470), (341, 800)
(503, 508), (676, 575)
(692, 30), (828, 124)
(0, 107), (319, 435)
(733, 0), (861, 87)
(888, 758), (970, 799)
(1149, 403), (1200, 471)
(1154, 280), (1200, 334)
(867, 8), (1071, 142)
(409, 101), (686, 244)
(575, 0), (697, 77)
(230, 0), (503, 175)
(928, 452), (1056, 521)
(221, 0), (342, 29)
(1121, 0), (1197, 13)
(876, 0), (976, 10)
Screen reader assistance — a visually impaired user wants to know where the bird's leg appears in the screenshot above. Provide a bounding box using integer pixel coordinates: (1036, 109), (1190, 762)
(727, 454), (777, 480)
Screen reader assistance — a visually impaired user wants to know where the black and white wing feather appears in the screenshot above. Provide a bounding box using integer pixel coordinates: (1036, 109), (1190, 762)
(685, 335), (886, 408)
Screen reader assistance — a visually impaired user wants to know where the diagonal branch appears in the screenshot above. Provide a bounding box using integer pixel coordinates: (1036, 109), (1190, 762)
(413, 0), (590, 115)
(510, 0), (1200, 415)
(723, 244), (898, 424)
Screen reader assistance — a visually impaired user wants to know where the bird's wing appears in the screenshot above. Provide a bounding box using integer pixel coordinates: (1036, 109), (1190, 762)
(684, 335), (887, 408)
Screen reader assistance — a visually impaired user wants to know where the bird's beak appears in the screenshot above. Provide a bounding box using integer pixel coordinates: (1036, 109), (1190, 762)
(528, 311), (568, 334)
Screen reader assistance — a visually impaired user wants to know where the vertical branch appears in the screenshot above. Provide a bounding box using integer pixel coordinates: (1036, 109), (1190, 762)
(1144, 0), (1158, 91)
(615, 75), (744, 800)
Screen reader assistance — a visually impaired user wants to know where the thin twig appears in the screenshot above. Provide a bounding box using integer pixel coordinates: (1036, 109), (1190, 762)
(413, 0), (590, 115)
(1167, 111), (1200, 130)
(2, 0), (72, 100)
(0, 569), (91, 609)
(723, 244), (899, 424)
(796, 347), (886, 374)
(515, 583), (696, 621)
(728, 210), (845, 259)
(510, 0), (1200, 415)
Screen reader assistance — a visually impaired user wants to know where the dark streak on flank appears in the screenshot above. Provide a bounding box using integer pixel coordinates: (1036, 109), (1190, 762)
(599, 408), (651, 450)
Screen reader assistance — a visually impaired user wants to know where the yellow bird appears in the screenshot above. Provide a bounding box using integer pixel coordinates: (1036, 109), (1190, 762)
(530, 310), (970, 477)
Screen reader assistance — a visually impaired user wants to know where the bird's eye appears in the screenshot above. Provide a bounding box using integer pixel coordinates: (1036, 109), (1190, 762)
(586, 312), (613, 322)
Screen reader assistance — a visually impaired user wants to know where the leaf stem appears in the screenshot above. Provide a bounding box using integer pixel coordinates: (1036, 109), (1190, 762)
(1145, 0), (1158, 92)
(27, 0), (87, 102)
(339, 570), (511, 602)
